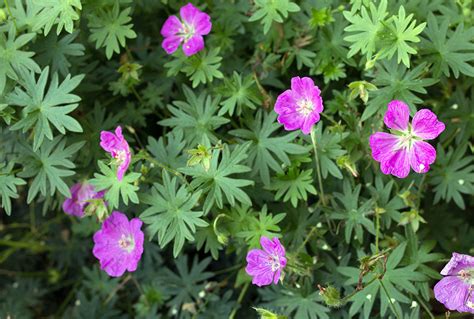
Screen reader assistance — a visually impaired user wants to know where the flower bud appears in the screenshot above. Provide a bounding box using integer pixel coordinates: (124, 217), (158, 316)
(318, 285), (343, 307)
(253, 307), (287, 319)
(0, 9), (6, 23)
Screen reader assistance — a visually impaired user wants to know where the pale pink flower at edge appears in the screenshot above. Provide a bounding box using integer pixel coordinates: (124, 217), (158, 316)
(62, 182), (104, 217)
(434, 253), (474, 313)
(369, 100), (445, 178)
(274, 76), (324, 134)
(100, 126), (131, 180)
(160, 3), (212, 56)
(93, 211), (144, 277)
(245, 236), (287, 287)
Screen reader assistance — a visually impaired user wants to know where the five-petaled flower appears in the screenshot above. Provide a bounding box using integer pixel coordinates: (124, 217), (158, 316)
(93, 211), (144, 277)
(369, 100), (445, 178)
(245, 236), (287, 287)
(100, 126), (131, 181)
(161, 3), (212, 56)
(274, 76), (324, 135)
(62, 182), (104, 218)
(434, 252), (474, 313)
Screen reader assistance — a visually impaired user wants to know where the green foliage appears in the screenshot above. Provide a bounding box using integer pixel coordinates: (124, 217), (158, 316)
(88, 3), (137, 59)
(8, 67), (84, 151)
(141, 171), (208, 257)
(33, 0), (82, 35)
(249, 0), (300, 34)
(218, 71), (261, 116)
(269, 167), (317, 208)
(0, 162), (26, 215)
(90, 161), (140, 209)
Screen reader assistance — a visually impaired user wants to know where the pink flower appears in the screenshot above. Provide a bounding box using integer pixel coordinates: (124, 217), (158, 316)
(245, 236), (287, 287)
(62, 182), (104, 217)
(434, 252), (474, 313)
(274, 76), (324, 135)
(160, 3), (212, 56)
(93, 211), (144, 277)
(100, 126), (131, 181)
(369, 100), (445, 178)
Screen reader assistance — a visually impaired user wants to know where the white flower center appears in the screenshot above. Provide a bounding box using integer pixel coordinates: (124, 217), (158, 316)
(118, 234), (135, 253)
(180, 22), (196, 41)
(297, 99), (314, 117)
(114, 150), (127, 164)
(267, 254), (281, 272)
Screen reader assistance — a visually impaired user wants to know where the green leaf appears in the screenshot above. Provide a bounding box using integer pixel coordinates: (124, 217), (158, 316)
(269, 167), (317, 208)
(159, 86), (229, 146)
(343, 0), (388, 60)
(362, 59), (437, 121)
(249, 0), (300, 34)
(90, 161), (140, 209)
(230, 110), (308, 185)
(0, 162), (26, 215)
(181, 47), (224, 88)
(236, 205), (286, 248)
(331, 181), (375, 243)
(35, 31), (85, 77)
(0, 25), (40, 94)
(312, 122), (348, 179)
(421, 14), (474, 78)
(430, 144), (474, 209)
(141, 171), (208, 258)
(378, 6), (426, 67)
(8, 67), (84, 151)
(181, 143), (254, 214)
(88, 3), (137, 59)
(146, 130), (187, 170)
(18, 138), (84, 203)
(32, 0), (82, 35)
(195, 225), (223, 260)
(217, 71), (261, 116)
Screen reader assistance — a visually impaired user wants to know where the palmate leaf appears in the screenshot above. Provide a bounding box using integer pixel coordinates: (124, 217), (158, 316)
(261, 285), (330, 319)
(159, 86), (229, 146)
(195, 225), (222, 260)
(331, 181), (375, 244)
(8, 67), (84, 151)
(0, 25), (40, 94)
(35, 31), (85, 77)
(343, 0), (388, 60)
(430, 144), (474, 209)
(338, 243), (428, 318)
(249, 0), (300, 34)
(18, 138), (84, 203)
(181, 143), (254, 214)
(368, 177), (405, 228)
(90, 161), (140, 209)
(362, 59), (437, 121)
(378, 6), (425, 67)
(269, 168), (317, 208)
(181, 47), (224, 88)
(311, 122), (348, 179)
(230, 110), (308, 186)
(0, 162), (26, 215)
(421, 14), (474, 78)
(217, 71), (261, 116)
(146, 130), (187, 170)
(235, 205), (286, 248)
(32, 0), (82, 35)
(88, 3), (137, 59)
(141, 171), (208, 257)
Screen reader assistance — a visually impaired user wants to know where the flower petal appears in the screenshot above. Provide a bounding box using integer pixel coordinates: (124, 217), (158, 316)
(290, 76), (315, 100)
(380, 147), (411, 178)
(160, 15), (182, 37)
(301, 112), (320, 135)
(384, 100), (410, 131)
(180, 3), (200, 26)
(434, 276), (471, 313)
(369, 132), (400, 162)
(440, 252), (474, 276)
(182, 35), (204, 56)
(162, 35), (183, 55)
(409, 140), (436, 174)
(412, 109), (445, 140)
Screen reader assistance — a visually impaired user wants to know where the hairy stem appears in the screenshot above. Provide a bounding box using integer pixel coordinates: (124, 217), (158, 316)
(310, 126), (327, 206)
(229, 281), (250, 319)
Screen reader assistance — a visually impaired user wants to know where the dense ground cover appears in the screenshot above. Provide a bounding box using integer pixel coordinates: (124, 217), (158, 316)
(0, 0), (473, 318)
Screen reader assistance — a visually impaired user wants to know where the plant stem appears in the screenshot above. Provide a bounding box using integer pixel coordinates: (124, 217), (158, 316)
(3, 0), (18, 31)
(412, 292), (434, 319)
(310, 126), (327, 206)
(379, 279), (402, 319)
(229, 281), (250, 319)
(297, 226), (318, 253)
(375, 209), (380, 253)
(104, 274), (132, 304)
(340, 275), (379, 304)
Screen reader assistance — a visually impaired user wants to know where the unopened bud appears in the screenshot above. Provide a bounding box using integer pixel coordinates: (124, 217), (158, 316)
(318, 285), (342, 308)
(0, 9), (6, 23)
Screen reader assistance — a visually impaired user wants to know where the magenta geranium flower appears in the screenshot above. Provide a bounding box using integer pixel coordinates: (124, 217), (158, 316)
(245, 236), (287, 287)
(369, 100), (445, 178)
(434, 252), (474, 313)
(100, 126), (131, 181)
(160, 3), (212, 56)
(93, 211), (144, 277)
(274, 76), (324, 135)
(62, 182), (104, 217)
